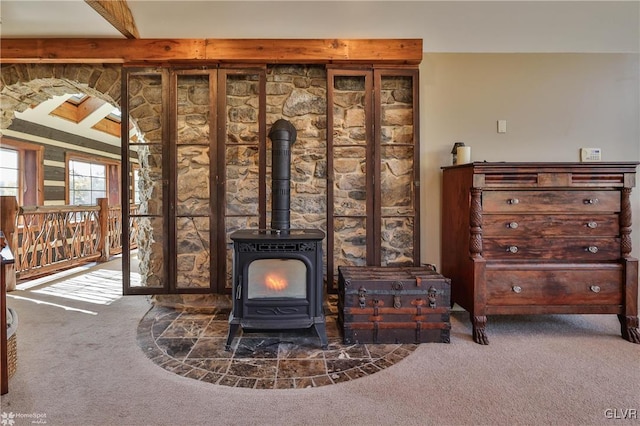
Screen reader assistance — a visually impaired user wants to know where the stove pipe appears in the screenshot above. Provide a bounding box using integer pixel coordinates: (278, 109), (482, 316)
(268, 119), (297, 232)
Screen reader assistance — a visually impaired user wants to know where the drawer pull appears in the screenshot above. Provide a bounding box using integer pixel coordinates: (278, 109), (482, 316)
(512, 285), (522, 293)
(586, 246), (599, 254)
(507, 245), (519, 253)
(589, 285), (601, 293)
(583, 198), (599, 205)
(507, 222), (519, 229)
(507, 198), (520, 205)
(586, 221), (598, 229)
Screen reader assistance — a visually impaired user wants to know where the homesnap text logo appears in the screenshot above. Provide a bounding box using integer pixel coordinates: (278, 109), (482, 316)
(1, 412), (47, 425)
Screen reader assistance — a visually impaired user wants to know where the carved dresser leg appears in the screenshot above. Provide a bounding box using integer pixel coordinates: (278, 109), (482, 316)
(472, 315), (489, 345)
(618, 314), (640, 344)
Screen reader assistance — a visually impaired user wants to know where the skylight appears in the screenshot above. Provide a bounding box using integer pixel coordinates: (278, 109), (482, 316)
(67, 93), (88, 105)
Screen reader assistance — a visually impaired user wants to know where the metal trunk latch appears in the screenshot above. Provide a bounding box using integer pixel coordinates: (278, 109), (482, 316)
(428, 285), (438, 308)
(358, 286), (367, 308)
(393, 295), (401, 309)
(392, 281), (404, 309)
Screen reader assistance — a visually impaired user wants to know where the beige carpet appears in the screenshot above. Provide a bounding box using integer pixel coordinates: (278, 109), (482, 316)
(2, 259), (639, 426)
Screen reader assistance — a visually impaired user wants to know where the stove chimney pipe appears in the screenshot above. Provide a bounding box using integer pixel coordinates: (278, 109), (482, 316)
(268, 119), (297, 232)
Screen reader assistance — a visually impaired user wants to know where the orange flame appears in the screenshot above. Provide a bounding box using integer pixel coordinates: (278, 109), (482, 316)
(265, 274), (288, 291)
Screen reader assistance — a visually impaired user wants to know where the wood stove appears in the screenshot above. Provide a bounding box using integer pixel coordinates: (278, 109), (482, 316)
(225, 119), (328, 349)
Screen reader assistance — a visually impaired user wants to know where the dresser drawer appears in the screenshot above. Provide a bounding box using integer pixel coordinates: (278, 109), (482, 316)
(482, 190), (620, 213)
(483, 237), (620, 261)
(483, 214), (619, 237)
(485, 267), (623, 306)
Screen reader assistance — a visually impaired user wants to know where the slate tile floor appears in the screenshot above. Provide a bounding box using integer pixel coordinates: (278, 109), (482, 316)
(136, 296), (417, 389)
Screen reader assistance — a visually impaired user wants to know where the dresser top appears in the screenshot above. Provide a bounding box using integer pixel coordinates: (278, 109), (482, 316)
(442, 161), (639, 173)
(442, 162), (639, 188)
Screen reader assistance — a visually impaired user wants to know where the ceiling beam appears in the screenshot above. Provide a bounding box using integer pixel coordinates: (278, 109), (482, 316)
(84, 0), (140, 39)
(0, 38), (422, 65)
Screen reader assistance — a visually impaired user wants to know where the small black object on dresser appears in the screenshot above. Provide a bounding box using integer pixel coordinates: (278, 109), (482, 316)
(338, 266), (451, 344)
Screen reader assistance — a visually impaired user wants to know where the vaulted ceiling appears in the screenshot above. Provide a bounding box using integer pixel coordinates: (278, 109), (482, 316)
(15, 94), (127, 147)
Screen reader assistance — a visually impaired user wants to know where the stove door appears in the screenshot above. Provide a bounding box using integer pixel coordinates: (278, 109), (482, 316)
(247, 258), (307, 299)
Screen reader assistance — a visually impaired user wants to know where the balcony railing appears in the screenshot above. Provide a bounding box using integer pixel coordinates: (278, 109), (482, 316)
(107, 204), (139, 256)
(0, 196), (137, 280)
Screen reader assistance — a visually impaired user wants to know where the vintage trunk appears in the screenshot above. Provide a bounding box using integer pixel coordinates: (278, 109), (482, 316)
(338, 266), (451, 344)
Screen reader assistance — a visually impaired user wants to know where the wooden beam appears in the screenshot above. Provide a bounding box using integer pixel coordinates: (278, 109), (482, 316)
(0, 38), (422, 65)
(205, 39), (423, 64)
(92, 117), (121, 138)
(85, 0), (140, 39)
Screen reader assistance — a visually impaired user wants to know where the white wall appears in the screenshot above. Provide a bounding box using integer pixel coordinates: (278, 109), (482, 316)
(125, 1), (640, 53)
(419, 53), (640, 267)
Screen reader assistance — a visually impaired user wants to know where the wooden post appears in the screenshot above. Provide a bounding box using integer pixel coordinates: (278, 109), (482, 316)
(0, 196), (18, 291)
(97, 198), (110, 262)
(0, 196), (18, 251)
(1, 242), (15, 395)
(1, 247), (8, 395)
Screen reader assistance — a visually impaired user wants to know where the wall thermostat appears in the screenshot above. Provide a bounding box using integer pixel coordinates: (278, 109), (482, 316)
(580, 148), (602, 162)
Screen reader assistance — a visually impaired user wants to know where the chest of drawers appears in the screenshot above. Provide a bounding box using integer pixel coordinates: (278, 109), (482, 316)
(441, 162), (639, 344)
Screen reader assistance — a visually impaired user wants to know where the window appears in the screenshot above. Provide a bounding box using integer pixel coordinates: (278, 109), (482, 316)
(0, 147), (20, 197)
(131, 164), (141, 205)
(67, 94), (88, 105)
(68, 159), (107, 205)
(0, 139), (43, 206)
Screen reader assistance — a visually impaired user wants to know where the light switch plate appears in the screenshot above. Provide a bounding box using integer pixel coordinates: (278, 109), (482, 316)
(580, 148), (602, 162)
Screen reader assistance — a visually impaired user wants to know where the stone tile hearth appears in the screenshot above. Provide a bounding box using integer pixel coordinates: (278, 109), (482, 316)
(136, 296), (417, 389)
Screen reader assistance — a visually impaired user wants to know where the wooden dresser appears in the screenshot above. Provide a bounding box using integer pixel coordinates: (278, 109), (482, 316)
(441, 162), (639, 344)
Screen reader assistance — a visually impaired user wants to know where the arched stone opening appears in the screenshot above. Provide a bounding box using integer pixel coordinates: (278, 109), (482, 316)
(0, 64), (158, 290)
(0, 64), (226, 309)
(1, 64), (122, 130)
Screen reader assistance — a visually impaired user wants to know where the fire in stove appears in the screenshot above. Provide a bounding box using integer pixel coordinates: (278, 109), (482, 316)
(265, 275), (287, 292)
(226, 119), (328, 350)
(248, 258), (306, 298)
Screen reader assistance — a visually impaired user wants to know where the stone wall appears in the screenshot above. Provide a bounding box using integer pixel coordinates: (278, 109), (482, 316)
(379, 75), (416, 266)
(329, 74), (416, 273)
(176, 75), (211, 289)
(1, 64), (416, 303)
(222, 66), (328, 287)
(268, 65), (327, 232)
(127, 74), (165, 288)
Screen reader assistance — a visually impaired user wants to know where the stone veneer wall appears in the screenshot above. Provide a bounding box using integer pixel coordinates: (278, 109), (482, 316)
(175, 75), (211, 289)
(267, 65), (328, 231)
(128, 74), (166, 289)
(222, 65), (328, 288)
(378, 75), (416, 266)
(1, 64), (415, 308)
(329, 74), (416, 276)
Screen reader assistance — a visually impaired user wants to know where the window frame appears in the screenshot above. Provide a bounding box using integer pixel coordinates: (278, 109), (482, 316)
(65, 152), (120, 206)
(0, 138), (44, 206)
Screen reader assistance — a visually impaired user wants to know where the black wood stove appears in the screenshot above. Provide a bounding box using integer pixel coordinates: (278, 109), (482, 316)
(225, 119), (328, 349)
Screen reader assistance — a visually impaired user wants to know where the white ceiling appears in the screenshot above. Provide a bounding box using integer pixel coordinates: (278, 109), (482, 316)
(1, 1), (638, 53)
(14, 95), (125, 148)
